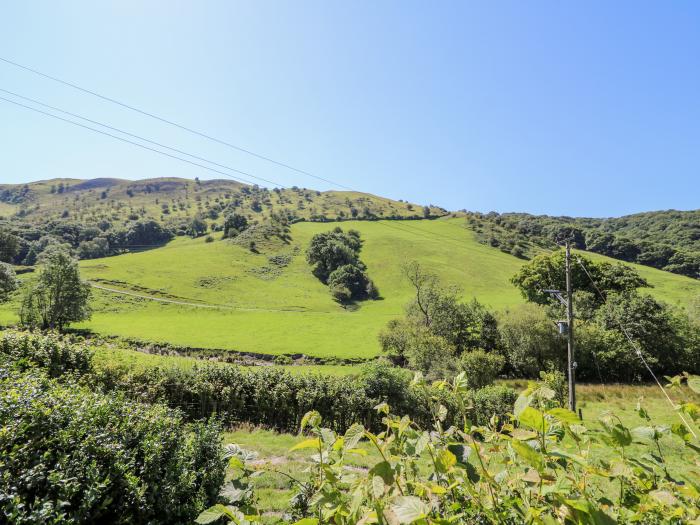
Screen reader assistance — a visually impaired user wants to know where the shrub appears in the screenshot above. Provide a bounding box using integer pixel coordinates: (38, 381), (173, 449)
(327, 263), (378, 301)
(0, 368), (226, 525)
(469, 383), (517, 425)
(0, 331), (93, 377)
(0, 262), (18, 302)
(459, 349), (504, 389)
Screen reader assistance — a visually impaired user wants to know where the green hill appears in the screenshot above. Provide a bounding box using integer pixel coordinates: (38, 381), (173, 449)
(0, 177), (445, 225)
(465, 210), (700, 279)
(2, 217), (698, 360)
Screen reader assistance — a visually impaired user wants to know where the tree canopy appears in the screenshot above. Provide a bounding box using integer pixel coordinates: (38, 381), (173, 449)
(20, 246), (92, 331)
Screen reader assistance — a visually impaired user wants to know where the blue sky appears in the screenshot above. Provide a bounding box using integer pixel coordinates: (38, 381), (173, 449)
(1, 1), (698, 216)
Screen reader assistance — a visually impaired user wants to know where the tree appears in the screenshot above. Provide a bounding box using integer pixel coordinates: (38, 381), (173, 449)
(497, 304), (564, 377)
(20, 247), (91, 331)
(511, 250), (648, 307)
(380, 261), (500, 377)
(187, 215), (208, 238)
(222, 213), (249, 238)
(124, 220), (173, 247)
(0, 229), (20, 263)
(306, 227), (363, 282)
(0, 262), (18, 302)
(327, 264), (378, 302)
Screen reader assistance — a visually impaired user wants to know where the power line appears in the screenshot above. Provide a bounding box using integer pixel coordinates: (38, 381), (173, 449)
(0, 95), (273, 188)
(0, 89), (286, 189)
(0, 55), (354, 191)
(575, 254), (697, 439)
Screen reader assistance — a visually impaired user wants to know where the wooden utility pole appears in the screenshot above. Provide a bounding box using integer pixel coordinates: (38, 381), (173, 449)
(565, 242), (576, 412)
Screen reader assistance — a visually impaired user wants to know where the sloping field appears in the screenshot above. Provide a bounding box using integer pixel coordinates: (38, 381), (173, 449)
(3, 218), (698, 358)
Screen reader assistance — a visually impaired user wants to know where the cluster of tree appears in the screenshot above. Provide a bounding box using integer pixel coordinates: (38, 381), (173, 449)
(381, 255), (700, 384)
(509, 250), (700, 381)
(0, 219), (174, 264)
(466, 211), (700, 279)
(379, 261), (501, 381)
(306, 227), (378, 302)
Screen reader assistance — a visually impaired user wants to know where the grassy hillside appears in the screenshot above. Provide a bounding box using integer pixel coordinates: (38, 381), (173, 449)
(3, 217), (698, 359)
(0, 177), (445, 225)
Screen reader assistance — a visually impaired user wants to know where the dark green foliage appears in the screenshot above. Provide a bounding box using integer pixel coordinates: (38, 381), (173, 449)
(20, 247), (92, 331)
(469, 384), (518, 425)
(222, 212), (249, 238)
(125, 219), (173, 247)
(306, 227), (363, 282)
(459, 349), (505, 389)
(509, 252), (700, 381)
(381, 262), (499, 378)
(0, 367), (226, 525)
(0, 262), (18, 302)
(467, 210), (700, 279)
(0, 229), (20, 263)
(328, 263), (379, 301)
(187, 215), (208, 238)
(96, 359), (513, 433)
(307, 227), (377, 302)
(511, 250), (648, 306)
(497, 304), (564, 377)
(0, 331), (92, 377)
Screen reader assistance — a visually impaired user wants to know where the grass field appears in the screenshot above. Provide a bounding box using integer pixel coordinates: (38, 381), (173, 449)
(2, 217), (699, 359)
(222, 382), (700, 522)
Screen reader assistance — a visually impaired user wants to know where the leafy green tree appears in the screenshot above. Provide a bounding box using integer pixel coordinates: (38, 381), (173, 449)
(0, 229), (20, 263)
(222, 212), (249, 238)
(380, 261), (499, 377)
(187, 215), (208, 238)
(0, 262), (18, 302)
(20, 247), (91, 331)
(497, 304), (565, 377)
(402, 261), (498, 352)
(327, 263), (378, 302)
(124, 219), (173, 247)
(306, 227), (363, 282)
(511, 250), (648, 307)
(459, 349), (505, 389)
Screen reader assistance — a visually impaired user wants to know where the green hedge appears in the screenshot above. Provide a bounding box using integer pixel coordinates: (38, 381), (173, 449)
(0, 367), (226, 525)
(97, 360), (515, 433)
(0, 331), (92, 376)
(0, 330), (517, 434)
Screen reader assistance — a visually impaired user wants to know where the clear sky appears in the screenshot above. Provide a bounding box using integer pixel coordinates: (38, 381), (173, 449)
(1, 1), (698, 217)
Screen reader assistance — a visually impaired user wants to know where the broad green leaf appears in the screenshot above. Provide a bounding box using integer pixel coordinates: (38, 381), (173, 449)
(437, 404), (448, 422)
(435, 449), (457, 473)
(195, 506), (225, 524)
(300, 410), (321, 431)
(290, 438), (321, 452)
(390, 496), (430, 523)
(631, 426), (656, 442)
(514, 393), (531, 417)
(370, 460), (394, 485)
(293, 519), (319, 525)
(511, 440), (544, 471)
(650, 490), (678, 507)
(547, 408), (579, 424)
(519, 406), (548, 433)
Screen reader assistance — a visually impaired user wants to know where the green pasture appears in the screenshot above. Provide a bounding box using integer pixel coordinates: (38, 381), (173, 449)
(1, 217), (698, 359)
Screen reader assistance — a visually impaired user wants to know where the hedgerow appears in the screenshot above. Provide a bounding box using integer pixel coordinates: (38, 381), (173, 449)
(96, 360), (515, 433)
(0, 367), (226, 525)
